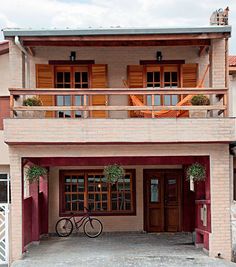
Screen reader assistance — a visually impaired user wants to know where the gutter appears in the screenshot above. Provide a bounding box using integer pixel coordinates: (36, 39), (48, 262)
(14, 36), (30, 88)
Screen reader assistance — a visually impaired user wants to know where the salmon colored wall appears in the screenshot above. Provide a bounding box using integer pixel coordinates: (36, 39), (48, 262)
(0, 53), (10, 96)
(48, 165), (183, 233)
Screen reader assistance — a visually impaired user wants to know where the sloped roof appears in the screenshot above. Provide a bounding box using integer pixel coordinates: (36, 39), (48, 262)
(0, 41), (9, 55)
(229, 56), (236, 66)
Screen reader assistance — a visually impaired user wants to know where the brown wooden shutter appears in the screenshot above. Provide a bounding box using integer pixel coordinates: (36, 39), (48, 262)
(127, 65), (144, 117)
(181, 63), (198, 87)
(90, 64), (108, 118)
(0, 96), (10, 130)
(36, 64), (54, 118)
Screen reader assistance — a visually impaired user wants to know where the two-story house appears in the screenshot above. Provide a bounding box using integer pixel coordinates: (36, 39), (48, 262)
(0, 23), (235, 264)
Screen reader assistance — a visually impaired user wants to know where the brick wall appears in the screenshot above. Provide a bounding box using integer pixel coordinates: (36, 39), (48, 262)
(4, 118), (236, 144)
(8, 143), (232, 261)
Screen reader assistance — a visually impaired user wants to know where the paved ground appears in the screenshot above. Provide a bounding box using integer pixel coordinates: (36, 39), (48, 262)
(12, 232), (236, 267)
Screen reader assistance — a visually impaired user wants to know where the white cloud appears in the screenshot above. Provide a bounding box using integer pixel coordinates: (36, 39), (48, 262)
(0, 0), (235, 52)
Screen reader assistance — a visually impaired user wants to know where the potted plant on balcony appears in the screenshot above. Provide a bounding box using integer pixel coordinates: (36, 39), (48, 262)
(189, 95), (210, 118)
(22, 96), (45, 118)
(103, 164), (125, 184)
(186, 162), (206, 191)
(25, 165), (47, 184)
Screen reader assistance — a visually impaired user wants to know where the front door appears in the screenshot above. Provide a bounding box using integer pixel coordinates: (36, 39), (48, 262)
(144, 170), (182, 232)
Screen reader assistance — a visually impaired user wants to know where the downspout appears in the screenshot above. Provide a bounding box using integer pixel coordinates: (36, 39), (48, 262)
(14, 36), (30, 88)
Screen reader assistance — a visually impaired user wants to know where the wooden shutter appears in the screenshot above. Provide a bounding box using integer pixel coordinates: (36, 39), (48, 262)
(181, 63), (198, 87)
(90, 64), (108, 118)
(0, 96), (10, 130)
(36, 64), (54, 118)
(127, 65), (144, 117)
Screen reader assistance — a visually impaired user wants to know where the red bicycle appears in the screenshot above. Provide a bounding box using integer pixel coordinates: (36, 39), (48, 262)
(55, 207), (103, 238)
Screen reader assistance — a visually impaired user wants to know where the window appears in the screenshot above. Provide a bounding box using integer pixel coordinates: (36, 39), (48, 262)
(0, 173), (10, 204)
(146, 65), (180, 106)
(60, 170), (135, 215)
(55, 66), (89, 118)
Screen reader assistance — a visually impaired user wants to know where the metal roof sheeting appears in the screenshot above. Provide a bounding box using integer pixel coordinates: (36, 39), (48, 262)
(2, 26), (232, 37)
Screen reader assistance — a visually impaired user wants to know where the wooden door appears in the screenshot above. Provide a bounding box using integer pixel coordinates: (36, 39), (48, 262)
(144, 170), (182, 232)
(144, 170), (164, 232)
(164, 171), (181, 232)
(54, 66), (89, 118)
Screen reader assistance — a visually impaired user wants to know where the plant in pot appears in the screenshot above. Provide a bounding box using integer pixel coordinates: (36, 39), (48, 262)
(189, 95), (210, 118)
(186, 162), (206, 191)
(103, 164), (125, 184)
(22, 96), (45, 118)
(25, 165), (47, 184)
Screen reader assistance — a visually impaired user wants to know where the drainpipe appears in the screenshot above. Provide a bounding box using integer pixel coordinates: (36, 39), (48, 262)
(14, 36), (30, 88)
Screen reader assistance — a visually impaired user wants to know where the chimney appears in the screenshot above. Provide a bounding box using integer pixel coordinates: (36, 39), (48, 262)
(210, 7), (229, 26)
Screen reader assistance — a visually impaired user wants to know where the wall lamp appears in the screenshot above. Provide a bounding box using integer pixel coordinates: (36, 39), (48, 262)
(70, 51), (76, 61)
(156, 51), (163, 61)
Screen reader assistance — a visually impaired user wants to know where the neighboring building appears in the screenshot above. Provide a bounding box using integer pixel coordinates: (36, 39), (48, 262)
(0, 24), (236, 264)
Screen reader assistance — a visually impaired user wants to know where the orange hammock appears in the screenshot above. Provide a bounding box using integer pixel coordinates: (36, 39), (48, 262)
(125, 64), (209, 118)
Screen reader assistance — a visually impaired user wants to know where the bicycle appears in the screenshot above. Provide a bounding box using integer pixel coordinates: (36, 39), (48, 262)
(55, 207), (103, 238)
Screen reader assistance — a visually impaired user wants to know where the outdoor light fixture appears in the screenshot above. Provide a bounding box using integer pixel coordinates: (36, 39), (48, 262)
(156, 51), (163, 61)
(70, 51), (76, 61)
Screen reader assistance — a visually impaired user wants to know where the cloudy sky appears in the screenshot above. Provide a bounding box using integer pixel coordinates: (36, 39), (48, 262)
(0, 0), (235, 53)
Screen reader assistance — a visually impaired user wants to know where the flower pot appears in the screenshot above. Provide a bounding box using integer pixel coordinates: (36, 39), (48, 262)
(189, 110), (208, 118)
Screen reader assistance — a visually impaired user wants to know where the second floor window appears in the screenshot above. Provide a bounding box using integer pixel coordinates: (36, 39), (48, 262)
(146, 65), (179, 106)
(55, 66), (89, 118)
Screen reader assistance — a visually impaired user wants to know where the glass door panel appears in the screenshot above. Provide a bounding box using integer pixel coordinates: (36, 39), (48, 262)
(163, 66), (179, 106)
(150, 179), (159, 202)
(55, 66), (89, 118)
(145, 65), (179, 107)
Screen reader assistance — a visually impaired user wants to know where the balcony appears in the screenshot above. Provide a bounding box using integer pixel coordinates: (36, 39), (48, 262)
(4, 87), (234, 145)
(9, 87), (228, 119)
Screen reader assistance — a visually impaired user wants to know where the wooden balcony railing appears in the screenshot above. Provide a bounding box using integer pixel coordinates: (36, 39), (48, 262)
(9, 87), (228, 118)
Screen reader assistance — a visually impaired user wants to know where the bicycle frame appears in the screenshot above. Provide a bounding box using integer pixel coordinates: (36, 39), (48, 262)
(68, 207), (93, 231)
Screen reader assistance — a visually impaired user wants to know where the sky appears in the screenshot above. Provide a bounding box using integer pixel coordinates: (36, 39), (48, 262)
(0, 0), (235, 53)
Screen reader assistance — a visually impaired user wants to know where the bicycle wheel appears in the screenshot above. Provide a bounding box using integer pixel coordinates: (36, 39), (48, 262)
(55, 218), (73, 237)
(83, 218), (103, 238)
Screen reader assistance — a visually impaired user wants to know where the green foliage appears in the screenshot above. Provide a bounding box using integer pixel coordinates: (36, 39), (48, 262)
(186, 163), (206, 182)
(23, 96), (43, 106)
(25, 165), (47, 183)
(103, 164), (125, 184)
(191, 95), (210, 106)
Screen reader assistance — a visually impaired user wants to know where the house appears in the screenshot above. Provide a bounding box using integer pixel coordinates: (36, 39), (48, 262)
(0, 22), (235, 264)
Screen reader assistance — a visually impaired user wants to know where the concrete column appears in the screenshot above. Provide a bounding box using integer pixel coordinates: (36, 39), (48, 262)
(8, 148), (23, 262)
(8, 40), (24, 88)
(209, 144), (232, 260)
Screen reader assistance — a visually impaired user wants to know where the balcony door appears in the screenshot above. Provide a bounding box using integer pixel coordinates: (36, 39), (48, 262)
(146, 65), (180, 106)
(144, 169), (182, 232)
(55, 66), (89, 118)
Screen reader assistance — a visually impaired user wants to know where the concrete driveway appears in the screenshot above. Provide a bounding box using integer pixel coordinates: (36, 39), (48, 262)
(12, 232), (236, 267)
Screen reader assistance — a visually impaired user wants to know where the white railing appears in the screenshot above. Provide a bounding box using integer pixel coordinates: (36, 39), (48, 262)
(0, 204), (9, 265)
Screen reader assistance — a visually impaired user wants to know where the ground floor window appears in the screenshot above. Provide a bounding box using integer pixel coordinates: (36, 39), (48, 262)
(60, 169), (135, 215)
(0, 173), (10, 203)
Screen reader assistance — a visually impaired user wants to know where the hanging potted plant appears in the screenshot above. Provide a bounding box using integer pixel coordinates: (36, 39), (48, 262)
(22, 96), (45, 118)
(103, 164), (125, 184)
(25, 165), (47, 184)
(186, 163), (206, 191)
(189, 95), (210, 118)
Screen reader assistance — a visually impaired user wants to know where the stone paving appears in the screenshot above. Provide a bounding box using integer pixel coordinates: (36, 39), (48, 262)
(12, 232), (236, 267)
